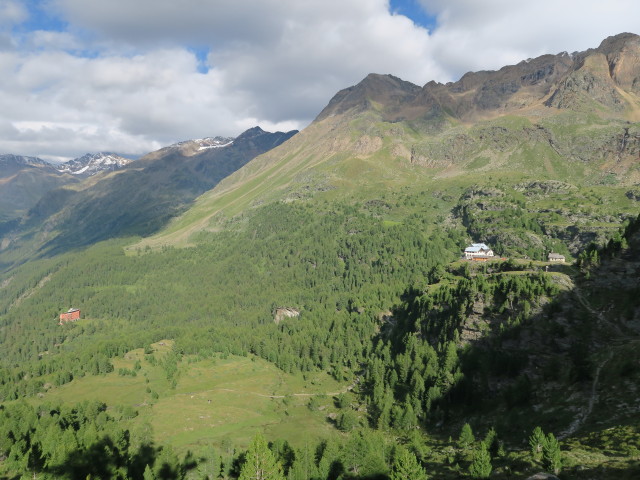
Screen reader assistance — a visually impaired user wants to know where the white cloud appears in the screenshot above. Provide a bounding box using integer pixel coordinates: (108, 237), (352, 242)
(0, 0), (28, 27)
(0, 0), (638, 160)
(25, 30), (81, 51)
(0, 48), (236, 159)
(421, 0), (640, 77)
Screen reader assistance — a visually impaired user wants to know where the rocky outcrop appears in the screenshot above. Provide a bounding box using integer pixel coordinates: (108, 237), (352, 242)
(314, 74), (422, 122)
(515, 181), (578, 195)
(525, 474), (560, 480)
(545, 54), (626, 111)
(627, 187), (640, 200)
(273, 307), (300, 324)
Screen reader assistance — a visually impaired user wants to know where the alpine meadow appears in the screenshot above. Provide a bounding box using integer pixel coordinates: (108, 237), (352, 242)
(1, 29), (640, 480)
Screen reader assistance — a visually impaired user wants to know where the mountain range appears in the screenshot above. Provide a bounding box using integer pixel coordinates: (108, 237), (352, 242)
(0, 127), (296, 260)
(0, 32), (639, 480)
(0, 139), (233, 227)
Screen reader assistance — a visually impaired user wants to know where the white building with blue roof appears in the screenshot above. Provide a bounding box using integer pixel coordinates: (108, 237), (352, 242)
(464, 243), (495, 259)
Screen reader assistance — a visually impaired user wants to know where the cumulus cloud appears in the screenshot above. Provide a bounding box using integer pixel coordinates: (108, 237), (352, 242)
(422, 0), (640, 77)
(0, 0), (638, 160)
(0, 48), (235, 159)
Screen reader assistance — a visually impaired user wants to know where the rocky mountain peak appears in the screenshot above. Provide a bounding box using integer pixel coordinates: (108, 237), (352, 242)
(596, 32), (640, 54)
(544, 34), (640, 112)
(234, 126), (266, 141)
(596, 32), (640, 94)
(56, 152), (133, 177)
(315, 73), (421, 121)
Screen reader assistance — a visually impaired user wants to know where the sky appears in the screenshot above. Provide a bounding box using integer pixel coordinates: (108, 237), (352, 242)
(0, 0), (638, 161)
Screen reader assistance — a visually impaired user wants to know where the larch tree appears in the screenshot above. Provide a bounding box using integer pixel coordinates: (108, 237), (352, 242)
(469, 442), (492, 479)
(543, 433), (562, 475)
(239, 433), (285, 480)
(529, 426), (546, 462)
(390, 446), (428, 480)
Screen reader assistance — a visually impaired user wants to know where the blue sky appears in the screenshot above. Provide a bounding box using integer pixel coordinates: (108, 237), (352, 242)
(390, 0), (437, 30)
(0, 0), (637, 160)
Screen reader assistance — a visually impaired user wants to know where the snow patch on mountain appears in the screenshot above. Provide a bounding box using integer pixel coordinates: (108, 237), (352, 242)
(57, 153), (133, 177)
(198, 139), (234, 151)
(173, 136), (234, 150)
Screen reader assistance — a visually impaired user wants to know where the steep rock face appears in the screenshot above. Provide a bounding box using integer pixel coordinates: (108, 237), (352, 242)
(435, 52), (574, 115)
(598, 32), (640, 93)
(545, 34), (640, 111)
(545, 53), (626, 111)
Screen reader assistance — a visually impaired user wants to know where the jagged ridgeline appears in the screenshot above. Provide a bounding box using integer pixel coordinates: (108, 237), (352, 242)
(1, 34), (640, 480)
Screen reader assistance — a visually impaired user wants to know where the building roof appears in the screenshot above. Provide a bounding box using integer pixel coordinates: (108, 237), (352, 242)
(66, 308), (80, 313)
(548, 253), (565, 259)
(465, 243), (491, 252)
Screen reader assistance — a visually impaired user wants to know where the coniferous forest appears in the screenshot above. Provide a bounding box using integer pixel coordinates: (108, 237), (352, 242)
(1, 193), (639, 479)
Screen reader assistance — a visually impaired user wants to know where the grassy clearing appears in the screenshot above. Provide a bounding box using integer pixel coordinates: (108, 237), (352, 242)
(32, 342), (345, 454)
(149, 355), (343, 452)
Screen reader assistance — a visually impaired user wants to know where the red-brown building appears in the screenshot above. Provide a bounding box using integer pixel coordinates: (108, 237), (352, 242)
(59, 308), (80, 325)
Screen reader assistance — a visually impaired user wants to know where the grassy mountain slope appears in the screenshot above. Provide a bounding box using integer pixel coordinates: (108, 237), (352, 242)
(137, 33), (640, 253)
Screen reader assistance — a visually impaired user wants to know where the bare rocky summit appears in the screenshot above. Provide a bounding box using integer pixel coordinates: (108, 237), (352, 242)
(318, 33), (640, 123)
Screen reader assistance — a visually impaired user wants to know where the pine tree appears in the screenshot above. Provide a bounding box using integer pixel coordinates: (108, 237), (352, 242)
(528, 426), (546, 462)
(458, 423), (475, 449)
(468, 442), (492, 479)
(143, 464), (155, 480)
(317, 438), (340, 480)
(390, 446), (428, 480)
(287, 442), (317, 480)
(542, 433), (562, 475)
(239, 433), (285, 480)
(482, 427), (499, 458)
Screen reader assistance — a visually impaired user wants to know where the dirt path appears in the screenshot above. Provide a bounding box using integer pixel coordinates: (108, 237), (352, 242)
(573, 284), (608, 327)
(177, 379), (359, 400)
(560, 350), (612, 439)
(10, 274), (51, 310)
(557, 284), (612, 438)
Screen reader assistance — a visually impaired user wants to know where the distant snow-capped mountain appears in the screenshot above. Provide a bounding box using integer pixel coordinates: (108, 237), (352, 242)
(172, 136), (234, 151)
(57, 152), (133, 177)
(141, 136), (236, 160)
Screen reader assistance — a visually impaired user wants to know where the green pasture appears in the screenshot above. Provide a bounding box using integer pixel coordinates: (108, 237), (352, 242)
(34, 342), (346, 454)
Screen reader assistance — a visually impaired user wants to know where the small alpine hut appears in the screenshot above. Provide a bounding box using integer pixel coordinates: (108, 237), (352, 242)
(59, 308), (81, 325)
(464, 243), (495, 261)
(548, 253), (565, 263)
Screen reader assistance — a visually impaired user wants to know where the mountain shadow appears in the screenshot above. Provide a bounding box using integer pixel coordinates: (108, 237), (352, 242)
(17, 127), (296, 257)
(0, 154), (79, 224)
